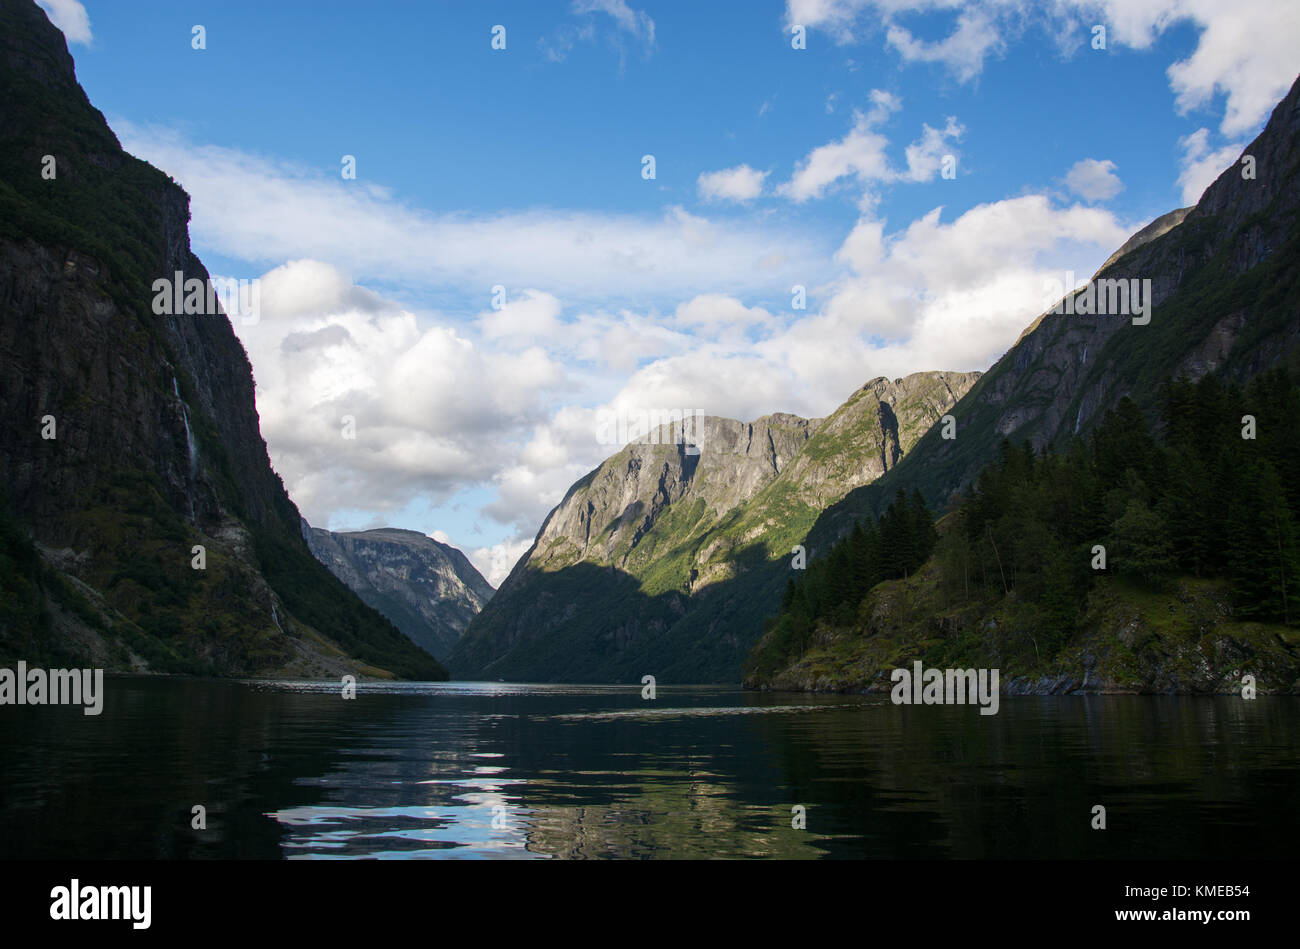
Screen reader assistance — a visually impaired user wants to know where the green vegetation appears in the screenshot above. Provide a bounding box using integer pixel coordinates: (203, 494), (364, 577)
(252, 530), (446, 680)
(747, 489), (936, 679)
(747, 370), (1300, 690)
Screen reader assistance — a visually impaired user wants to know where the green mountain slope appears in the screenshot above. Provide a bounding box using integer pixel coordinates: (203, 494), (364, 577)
(745, 372), (1300, 693)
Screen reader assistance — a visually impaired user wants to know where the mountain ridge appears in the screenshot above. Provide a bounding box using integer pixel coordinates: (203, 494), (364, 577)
(303, 521), (494, 661)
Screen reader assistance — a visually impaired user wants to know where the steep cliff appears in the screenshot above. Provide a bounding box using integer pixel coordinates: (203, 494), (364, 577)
(0, 0), (445, 679)
(304, 523), (494, 661)
(451, 371), (977, 682)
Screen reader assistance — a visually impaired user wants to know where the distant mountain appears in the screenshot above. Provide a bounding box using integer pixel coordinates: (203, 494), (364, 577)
(450, 371), (978, 682)
(304, 523), (494, 661)
(0, 0), (445, 679)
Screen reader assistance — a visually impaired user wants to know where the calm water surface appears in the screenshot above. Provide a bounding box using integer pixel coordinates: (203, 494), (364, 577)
(1, 677), (1296, 859)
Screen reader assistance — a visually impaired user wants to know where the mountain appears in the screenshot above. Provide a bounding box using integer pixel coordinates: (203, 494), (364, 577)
(0, 0), (445, 679)
(450, 371), (978, 682)
(303, 523), (494, 661)
(746, 72), (1300, 694)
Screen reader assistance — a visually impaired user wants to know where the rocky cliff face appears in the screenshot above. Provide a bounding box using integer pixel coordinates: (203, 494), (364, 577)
(304, 524), (494, 661)
(450, 371), (978, 682)
(0, 0), (445, 679)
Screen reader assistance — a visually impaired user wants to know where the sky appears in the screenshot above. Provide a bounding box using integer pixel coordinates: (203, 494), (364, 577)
(37, 0), (1300, 585)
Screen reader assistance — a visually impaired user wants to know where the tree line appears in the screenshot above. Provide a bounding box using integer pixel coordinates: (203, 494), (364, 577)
(749, 368), (1300, 676)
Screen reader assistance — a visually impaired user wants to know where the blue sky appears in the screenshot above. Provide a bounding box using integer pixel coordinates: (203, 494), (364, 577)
(37, 0), (1300, 583)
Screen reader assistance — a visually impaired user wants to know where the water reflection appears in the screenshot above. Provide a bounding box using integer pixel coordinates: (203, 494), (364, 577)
(0, 677), (1295, 859)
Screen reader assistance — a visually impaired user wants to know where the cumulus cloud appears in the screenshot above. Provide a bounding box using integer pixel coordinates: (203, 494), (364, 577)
(816, 194), (1134, 372)
(470, 537), (536, 587)
(1065, 158), (1124, 202)
(885, 8), (1006, 82)
(479, 290), (565, 343)
(697, 165), (769, 203)
(779, 92), (961, 203)
(1175, 128), (1244, 205)
(234, 260), (569, 529)
(123, 115), (1141, 591)
(36, 0), (91, 44)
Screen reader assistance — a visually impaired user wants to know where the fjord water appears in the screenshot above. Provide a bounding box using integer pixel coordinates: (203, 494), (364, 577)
(1, 677), (1295, 859)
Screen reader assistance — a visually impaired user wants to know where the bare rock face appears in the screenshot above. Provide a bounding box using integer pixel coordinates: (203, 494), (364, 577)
(304, 524), (494, 661)
(0, 0), (444, 679)
(527, 412), (822, 573)
(451, 371), (978, 683)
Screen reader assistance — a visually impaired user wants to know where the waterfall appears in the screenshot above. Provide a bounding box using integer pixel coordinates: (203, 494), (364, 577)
(172, 376), (198, 521)
(172, 377), (198, 473)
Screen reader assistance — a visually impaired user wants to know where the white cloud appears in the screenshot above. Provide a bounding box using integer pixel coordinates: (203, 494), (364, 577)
(544, 0), (655, 65)
(120, 116), (1144, 581)
(785, 0), (1300, 136)
(1065, 158), (1124, 202)
(479, 290), (564, 342)
(116, 123), (831, 309)
(235, 260), (570, 530)
(817, 194), (1134, 369)
(674, 294), (773, 329)
(697, 164), (769, 203)
(1175, 128), (1244, 205)
(902, 117), (964, 182)
(779, 94), (961, 203)
(470, 537), (536, 588)
(572, 0), (655, 43)
(36, 0), (91, 44)
(885, 8), (1006, 82)
(479, 197), (1137, 533)
(785, 0), (875, 43)
(1094, 0), (1300, 136)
